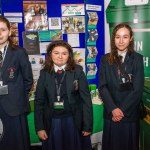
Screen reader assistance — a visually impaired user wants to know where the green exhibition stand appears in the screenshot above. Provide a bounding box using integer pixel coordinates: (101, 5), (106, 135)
(27, 112), (40, 144)
(92, 104), (103, 134)
(27, 100), (40, 144)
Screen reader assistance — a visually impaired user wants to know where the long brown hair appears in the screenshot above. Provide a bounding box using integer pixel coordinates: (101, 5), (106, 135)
(44, 40), (76, 73)
(107, 23), (134, 64)
(0, 16), (16, 48)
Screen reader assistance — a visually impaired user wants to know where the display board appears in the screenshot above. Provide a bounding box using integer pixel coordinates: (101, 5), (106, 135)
(0, 0), (105, 149)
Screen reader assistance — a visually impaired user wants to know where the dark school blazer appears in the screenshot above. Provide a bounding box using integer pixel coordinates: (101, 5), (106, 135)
(0, 44), (33, 116)
(34, 65), (93, 134)
(98, 51), (144, 122)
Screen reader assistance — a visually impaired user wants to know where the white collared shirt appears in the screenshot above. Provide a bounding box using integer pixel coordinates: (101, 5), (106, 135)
(0, 42), (9, 61)
(54, 64), (66, 72)
(0, 47), (4, 54)
(118, 50), (127, 63)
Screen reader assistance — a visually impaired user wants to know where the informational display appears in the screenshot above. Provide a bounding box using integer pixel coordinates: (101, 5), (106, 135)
(1, 0), (105, 148)
(61, 4), (85, 16)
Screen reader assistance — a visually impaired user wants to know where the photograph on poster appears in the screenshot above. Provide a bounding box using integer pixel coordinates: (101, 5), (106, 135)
(29, 54), (45, 101)
(87, 46), (98, 62)
(22, 31), (40, 55)
(86, 63), (97, 79)
(50, 30), (62, 41)
(62, 16), (85, 33)
(10, 23), (19, 46)
(29, 55), (45, 66)
(88, 28), (98, 42)
(87, 12), (98, 26)
(23, 1), (48, 31)
(73, 48), (85, 72)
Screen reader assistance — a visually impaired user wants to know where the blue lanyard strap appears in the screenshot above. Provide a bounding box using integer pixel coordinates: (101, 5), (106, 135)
(55, 71), (66, 101)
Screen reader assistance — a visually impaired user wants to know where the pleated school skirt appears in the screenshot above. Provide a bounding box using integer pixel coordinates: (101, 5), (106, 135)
(102, 119), (140, 150)
(0, 104), (30, 150)
(42, 116), (92, 150)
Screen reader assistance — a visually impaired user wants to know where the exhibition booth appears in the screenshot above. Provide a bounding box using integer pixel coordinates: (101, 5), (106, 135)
(0, 0), (150, 149)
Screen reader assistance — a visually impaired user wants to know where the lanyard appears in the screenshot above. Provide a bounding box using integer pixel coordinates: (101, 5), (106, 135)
(0, 43), (8, 65)
(0, 44), (8, 81)
(55, 71), (66, 101)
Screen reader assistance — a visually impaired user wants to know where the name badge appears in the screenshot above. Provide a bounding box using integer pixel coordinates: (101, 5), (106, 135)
(53, 100), (64, 109)
(0, 85), (8, 95)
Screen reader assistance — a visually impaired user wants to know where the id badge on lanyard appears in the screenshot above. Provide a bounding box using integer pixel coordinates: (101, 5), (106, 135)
(53, 100), (64, 109)
(0, 81), (8, 95)
(0, 44), (9, 95)
(53, 72), (66, 109)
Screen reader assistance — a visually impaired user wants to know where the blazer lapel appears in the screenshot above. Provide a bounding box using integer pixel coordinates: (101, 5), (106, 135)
(2, 46), (13, 74)
(46, 71), (55, 101)
(111, 63), (119, 83)
(124, 52), (130, 64)
(123, 52), (134, 73)
(66, 70), (74, 102)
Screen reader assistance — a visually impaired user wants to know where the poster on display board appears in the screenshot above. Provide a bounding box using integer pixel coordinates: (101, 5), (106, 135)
(87, 12), (98, 28)
(87, 46), (98, 62)
(85, 1), (104, 149)
(10, 23), (19, 46)
(22, 31), (40, 55)
(62, 16), (85, 34)
(73, 48), (85, 72)
(28, 55), (45, 102)
(61, 4), (85, 16)
(23, 1), (48, 31)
